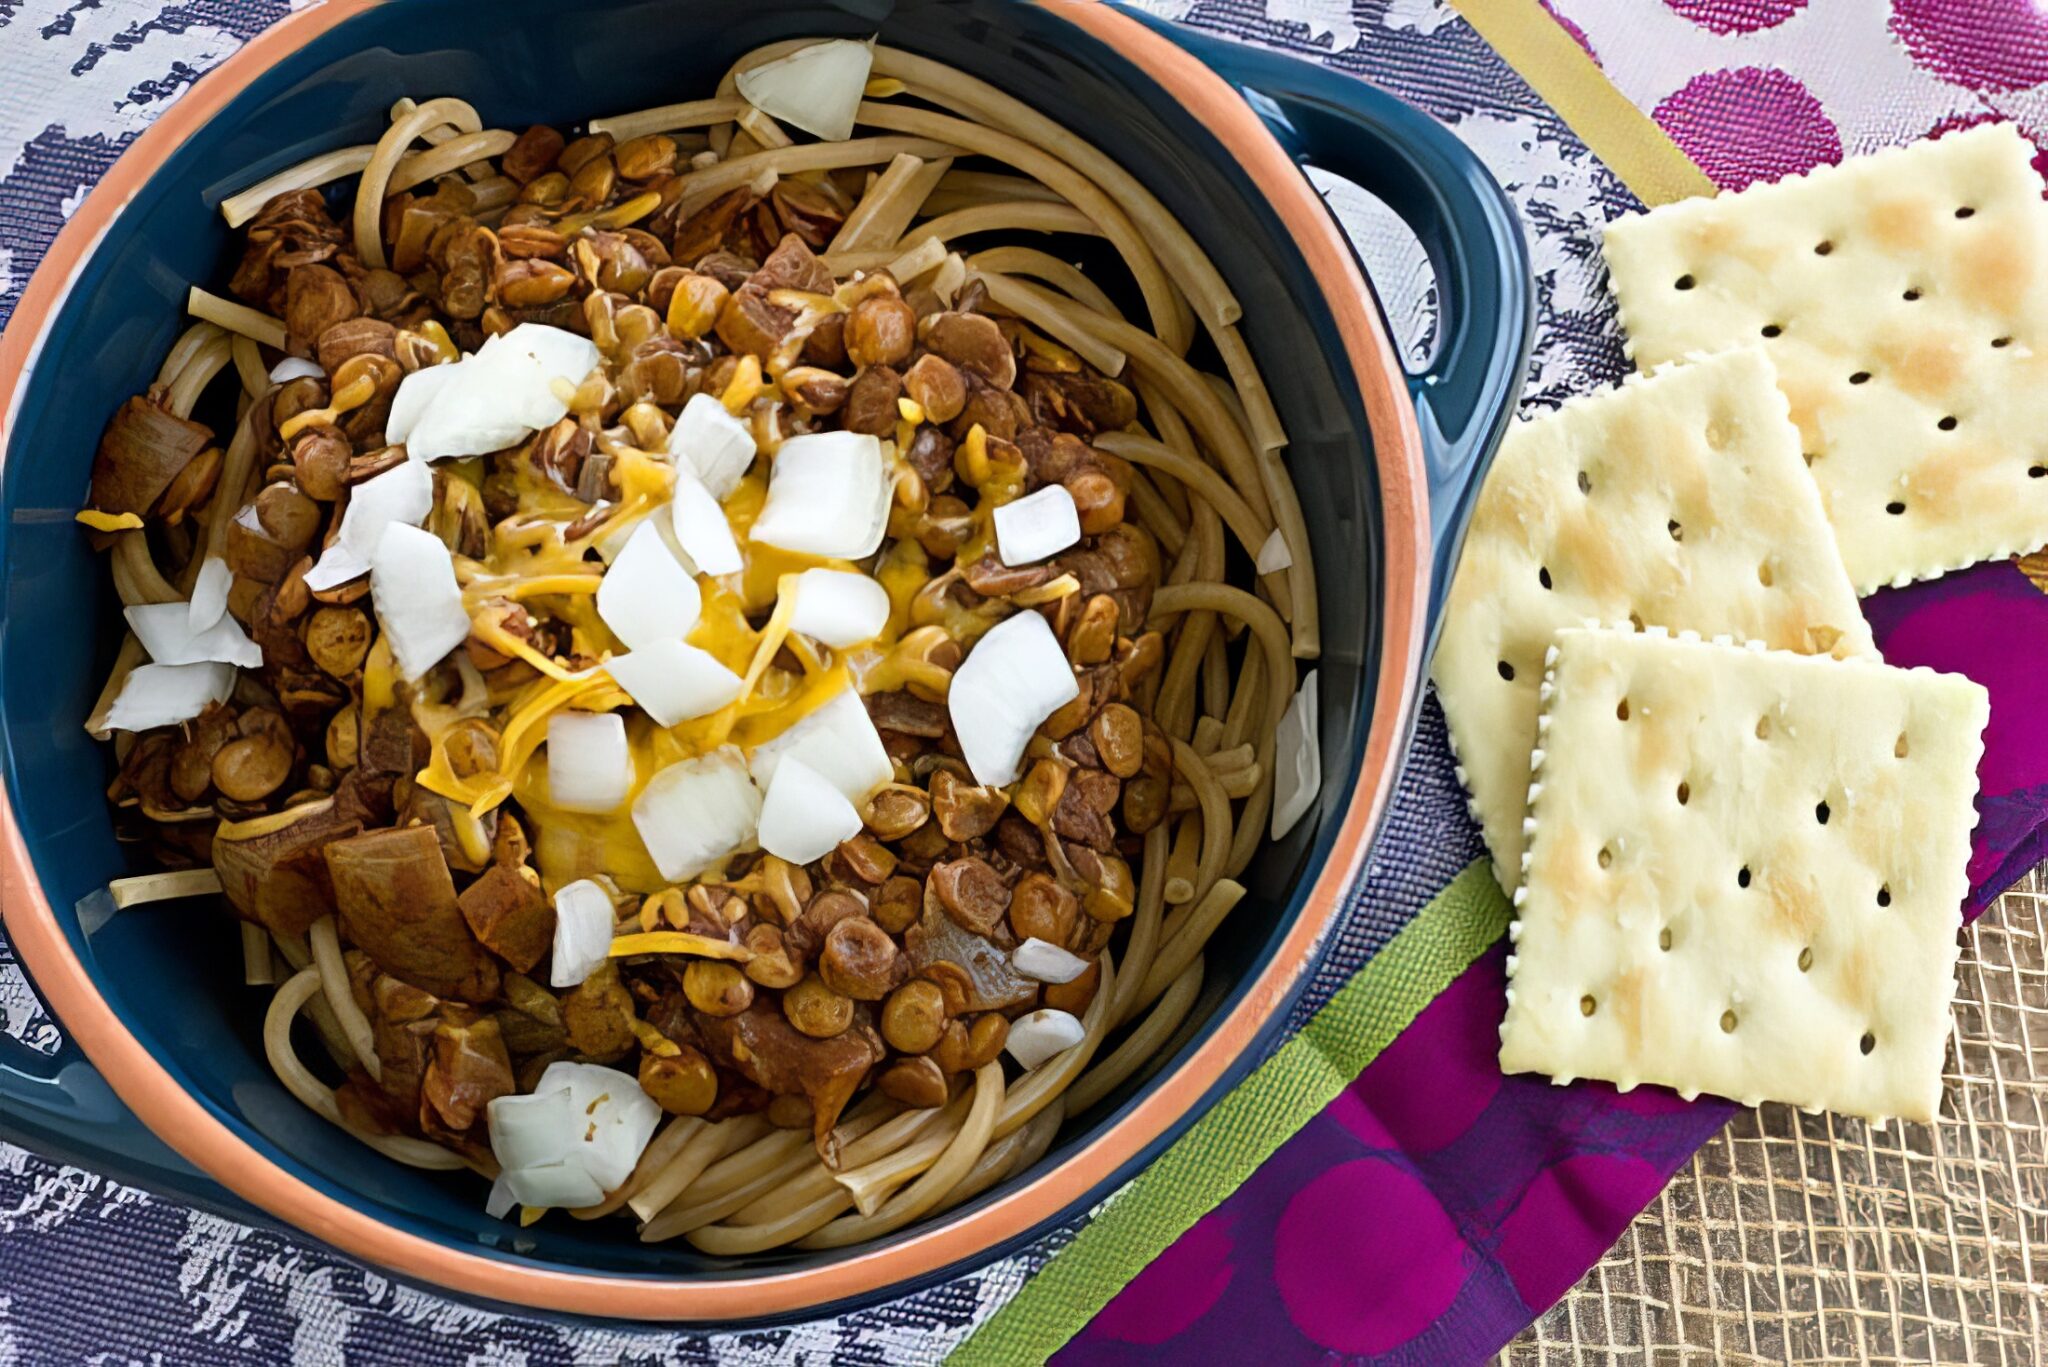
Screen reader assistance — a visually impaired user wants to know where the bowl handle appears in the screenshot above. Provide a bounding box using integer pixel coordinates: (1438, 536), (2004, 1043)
(0, 977), (242, 1212)
(1129, 11), (1535, 635)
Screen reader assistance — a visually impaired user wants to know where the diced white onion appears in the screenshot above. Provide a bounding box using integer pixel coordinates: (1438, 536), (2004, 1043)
(486, 1061), (658, 1210)
(787, 568), (891, 648)
(1011, 938), (1091, 984)
(748, 431), (890, 560)
(546, 711), (634, 814)
(605, 639), (743, 727)
(1270, 668), (1321, 840)
(549, 877), (616, 988)
(632, 744), (762, 881)
(597, 519), (702, 650)
(668, 392), (756, 499)
(993, 484), (1081, 567)
(1256, 527), (1293, 574)
(947, 610), (1079, 787)
(669, 469), (742, 576)
(268, 356), (326, 385)
(187, 555), (231, 632)
(1005, 1008), (1087, 1070)
(368, 522), (472, 681)
(397, 324), (599, 461)
(735, 37), (875, 143)
(757, 756), (863, 866)
(484, 1172), (518, 1220)
(104, 661), (236, 733)
(305, 457), (433, 591)
(746, 685), (892, 805)
(124, 601), (262, 669)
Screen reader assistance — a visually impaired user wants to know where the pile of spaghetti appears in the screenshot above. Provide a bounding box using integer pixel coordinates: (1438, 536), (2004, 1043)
(83, 38), (1321, 1250)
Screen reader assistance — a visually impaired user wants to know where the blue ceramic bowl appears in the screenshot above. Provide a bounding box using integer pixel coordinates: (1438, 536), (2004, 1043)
(0, 0), (1529, 1320)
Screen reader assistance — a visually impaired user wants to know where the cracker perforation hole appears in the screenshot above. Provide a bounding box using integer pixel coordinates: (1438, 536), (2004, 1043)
(1886, 500), (1907, 516)
(1579, 994), (1596, 1017)
(1815, 800), (1830, 825)
(1877, 884), (1891, 908)
(1938, 415), (1958, 432)
(1756, 716), (1771, 740)
(1674, 273), (1697, 291)
(1497, 660), (1515, 682)
(1814, 240), (1834, 256)
(1738, 865), (1752, 889)
(1760, 323), (1782, 338)
(1577, 469), (1592, 495)
(1798, 946), (1813, 973)
(1628, 612), (1645, 632)
(2029, 465), (2046, 479)
(1758, 561), (1774, 587)
(1993, 336), (2012, 349)
(1956, 206), (1976, 219)
(1597, 846), (1613, 869)
(1538, 566), (1552, 590)
(1667, 519), (1683, 541)
(1894, 733), (1909, 758)
(1677, 781), (1691, 806)
(1720, 1010), (1739, 1033)
(1903, 287), (1923, 302)
(1860, 1030), (1877, 1055)
(1616, 698), (1630, 721)
(1850, 371), (1873, 385)
(1658, 926), (1673, 952)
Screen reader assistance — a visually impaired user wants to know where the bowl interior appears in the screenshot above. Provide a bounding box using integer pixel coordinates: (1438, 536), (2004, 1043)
(0, 0), (1387, 1294)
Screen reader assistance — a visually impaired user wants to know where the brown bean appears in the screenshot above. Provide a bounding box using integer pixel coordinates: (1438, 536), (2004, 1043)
(877, 1054), (949, 1109)
(843, 364), (903, 435)
(498, 223), (569, 261)
(326, 707), (360, 771)
(819, 916), (905, 1001)
(495, 258), (576, 308)
(290, 427), (351, 502)
(743, 924), (803, 990)
(614, 133), (678, 181)
(639, 1046), (718, 1115)
(1044, 959), (1100, 1015)
(1009, 872), (1078, 947)
(1013, 759), (1068, 829)
(873, 875), (923, 935)
(930, 1019), (972, 1073)
(304, 606), (372, 678)
(789, 888), (867, 959)
(903, 354), (966, 424)
(154, 444), (222, 526)
(665, 272), (728, 340)
(683, 960), (754, 1017)
(929, 858), (1010, 936)
(930, 769), (1008, 842)
(1067, 595), (1120, 667)
(836, 833), (898, 884)
(284, 264), (360, 355)
(920, 960), (974, 1017)
(568, 154), (617, 207)
(1082, 853), (1137, 922)
(964, 1013), (1010, 1068)
(440, 717), (500, 778)
(502, 125), (567, 183)
(864, 788), (931, 842)
(1122, 776), (1168, 835)
(782, 972), (855, 1038)
(924, 312), (1016, 388)
(845, 296), (917, 369)
(212, 735), (292, 803)
(779, 365), (850, 417)
(556, 132), (613, 176)
(880, 978), (949, 1055)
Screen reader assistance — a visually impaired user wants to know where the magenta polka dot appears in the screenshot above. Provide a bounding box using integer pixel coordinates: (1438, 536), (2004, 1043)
(1497, 1153), (1666, 1315)
(1666, 0), (1805, 35)
(1891, 0), (2048, 94)
(1089, 1212), (1237, 1344)
(1332, 969), (1502, 1153)
(1655, 66), (1841, 190)
(1274, 1159), (1466, 1354)
(1539, 0), (1599, 62)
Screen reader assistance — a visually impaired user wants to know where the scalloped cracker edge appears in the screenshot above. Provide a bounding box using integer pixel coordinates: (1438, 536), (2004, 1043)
(1431, 348), (1873, 894)
(1604, 122), (2048, 593)
(1498, 626), (1985, 1124)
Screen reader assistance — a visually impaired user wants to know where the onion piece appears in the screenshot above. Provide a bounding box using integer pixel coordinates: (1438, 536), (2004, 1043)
(787, 568), (891, 648)
(1256, 527), (1293, 574)
(268, 356), (326, 385)
(746, 685), (892, 805)
(485, 1172), (518, 1220)
(124, 601), (262, 669)
(605, 639), (743, 727)
(103, 661), (236, 733)
(505, 1160), (605, 1211)
(597, 519), (702, 650)
(669, 469), (743, 576)
(549, 878), (616, 988)
(668, 392), (756, 499)
(1270, 668), (1321, 840)
(947, 610), (1079, 787)
(748, 431), (890, 559)
(1011, 938), (1090, 984)
(993, 484), (1080, 567)
(187, 555), (231, 632)
(633, 744), (762, 881)
(305, 457), (433, 591)
(397, 324), (599, 461)
(533, 1060), (662, 1192)
(368, 522), (472, 681)
(486, 1061), (658, 1209)
(735, 38), (875, 143)
(757, 756), (864, 865)
(489, 1083), (577, 1174)
(547, 711), (633, 814)
(384, 358), (458, 448)
(1005, 1008), (1086, 1070)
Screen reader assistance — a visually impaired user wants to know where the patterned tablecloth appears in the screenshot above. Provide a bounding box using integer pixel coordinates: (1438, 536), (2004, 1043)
(2, 0), (2043, 1362)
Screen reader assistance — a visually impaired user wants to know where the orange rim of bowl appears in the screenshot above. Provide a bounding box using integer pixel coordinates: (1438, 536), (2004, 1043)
(0, 0), (1429, 1319)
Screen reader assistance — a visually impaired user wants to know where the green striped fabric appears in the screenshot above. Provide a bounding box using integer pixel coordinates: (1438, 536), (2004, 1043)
(952, 859), (1511, 1365)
